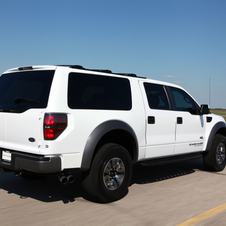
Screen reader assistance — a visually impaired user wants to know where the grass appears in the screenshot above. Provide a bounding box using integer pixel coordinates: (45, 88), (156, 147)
(210, 109), (226, 121)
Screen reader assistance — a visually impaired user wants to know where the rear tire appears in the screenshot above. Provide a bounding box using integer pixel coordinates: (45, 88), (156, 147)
(82, 143), (132, 203)
(203, 134), (226, 171)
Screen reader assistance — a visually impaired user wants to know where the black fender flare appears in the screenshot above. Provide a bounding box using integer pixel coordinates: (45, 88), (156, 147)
(206, 122), (226, 151)
(80, 120), (138, 170)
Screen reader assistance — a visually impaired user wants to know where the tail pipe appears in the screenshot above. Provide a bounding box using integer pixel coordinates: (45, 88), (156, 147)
(58, 173), (74, 185)
(67, 174), (75, 184)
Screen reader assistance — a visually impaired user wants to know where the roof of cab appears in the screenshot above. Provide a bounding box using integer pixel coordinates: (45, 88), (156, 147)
(2, 64), (183, 90)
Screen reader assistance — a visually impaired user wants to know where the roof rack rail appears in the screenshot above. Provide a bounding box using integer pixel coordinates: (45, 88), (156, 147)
(69, 65), (85, 69)
(117, 73), (137, 77)
(57, 65), (85, 69)
(58, 65), (142, 78)
(69, 65), (112, 73)
(91, 69), (112, 73)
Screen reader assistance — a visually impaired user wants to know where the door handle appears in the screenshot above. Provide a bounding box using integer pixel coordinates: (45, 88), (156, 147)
(177, 117), (183, 124)
(148, 116), (155, 124)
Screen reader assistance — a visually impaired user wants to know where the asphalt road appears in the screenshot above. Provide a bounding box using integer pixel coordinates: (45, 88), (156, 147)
(0, 159), (226, 226)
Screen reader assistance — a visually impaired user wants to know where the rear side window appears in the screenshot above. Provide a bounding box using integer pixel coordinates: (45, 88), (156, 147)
(144, 83), (170, 110)
(0, 70), (54, 112)
(68, 73), (132, 110)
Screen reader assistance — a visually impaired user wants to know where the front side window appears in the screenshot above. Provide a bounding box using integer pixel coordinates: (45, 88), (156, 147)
(68, 73), (132, 110)
(144, 83), (170, 110)
(170, 87), (197, 114)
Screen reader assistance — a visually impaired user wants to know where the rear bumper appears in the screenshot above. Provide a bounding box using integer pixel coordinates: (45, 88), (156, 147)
(0, 148), (61, 173)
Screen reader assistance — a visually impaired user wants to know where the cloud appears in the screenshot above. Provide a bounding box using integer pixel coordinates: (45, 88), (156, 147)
(165, 75), (175, 78)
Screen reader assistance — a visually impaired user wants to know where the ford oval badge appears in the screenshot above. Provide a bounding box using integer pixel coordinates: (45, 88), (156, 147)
(28, 137), (35, 142)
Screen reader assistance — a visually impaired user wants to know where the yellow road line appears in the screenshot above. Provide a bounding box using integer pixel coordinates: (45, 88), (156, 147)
(177, 203), (226, 226)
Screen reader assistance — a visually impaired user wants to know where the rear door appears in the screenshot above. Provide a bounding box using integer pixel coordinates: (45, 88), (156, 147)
(139, 81), (176, 158)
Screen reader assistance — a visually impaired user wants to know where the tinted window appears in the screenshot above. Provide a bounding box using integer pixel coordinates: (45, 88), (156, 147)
(68, 73), (132, 110)
(144, 83), (170, 110)
(170, 87), (197, 114)
(0, 70), (54, 112)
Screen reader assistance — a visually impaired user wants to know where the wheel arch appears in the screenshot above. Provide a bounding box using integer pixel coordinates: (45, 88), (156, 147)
(206, 122), (226, 151)
(80, 120), (138, 170)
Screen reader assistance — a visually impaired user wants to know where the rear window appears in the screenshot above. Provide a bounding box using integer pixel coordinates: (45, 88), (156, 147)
(0, 70), (54, 112)
(68, 73), (132, 110)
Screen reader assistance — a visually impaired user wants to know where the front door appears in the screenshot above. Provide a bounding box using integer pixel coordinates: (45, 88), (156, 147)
(169, 87), (206, 154)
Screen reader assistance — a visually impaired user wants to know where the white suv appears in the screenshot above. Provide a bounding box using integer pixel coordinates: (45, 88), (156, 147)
(0, 65), (226, 202)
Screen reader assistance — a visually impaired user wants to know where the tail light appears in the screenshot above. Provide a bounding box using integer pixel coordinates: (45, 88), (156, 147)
(44, 113), (67, 140)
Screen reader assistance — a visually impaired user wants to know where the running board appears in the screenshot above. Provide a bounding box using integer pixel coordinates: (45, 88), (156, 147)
(140, 152), (203, 166)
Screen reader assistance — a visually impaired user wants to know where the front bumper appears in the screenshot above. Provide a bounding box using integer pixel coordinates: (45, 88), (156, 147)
(0, 148), (61, 173)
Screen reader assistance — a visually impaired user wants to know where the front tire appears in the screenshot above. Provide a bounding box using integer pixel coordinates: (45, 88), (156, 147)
(203, 134), (226, 171)
(82, 143), (132, 203)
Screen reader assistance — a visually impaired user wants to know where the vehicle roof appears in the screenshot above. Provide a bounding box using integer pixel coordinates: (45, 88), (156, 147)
(2, 65), (183, 89)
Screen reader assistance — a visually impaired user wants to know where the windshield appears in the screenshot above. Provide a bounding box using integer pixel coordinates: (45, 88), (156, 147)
(0, 70), (54, 112)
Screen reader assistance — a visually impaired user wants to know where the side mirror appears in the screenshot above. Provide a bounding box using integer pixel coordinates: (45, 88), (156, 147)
(200, 104), (210, 115)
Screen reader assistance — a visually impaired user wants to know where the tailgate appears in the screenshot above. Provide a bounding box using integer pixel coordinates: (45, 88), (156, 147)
(0, 68), (55, 154)
(3, 110), (42, 154)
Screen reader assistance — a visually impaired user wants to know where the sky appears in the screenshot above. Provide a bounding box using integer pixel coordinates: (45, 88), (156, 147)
(0, 0), (226, 108)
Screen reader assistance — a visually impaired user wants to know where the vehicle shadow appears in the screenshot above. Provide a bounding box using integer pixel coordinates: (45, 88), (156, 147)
(0, 158), (205, 204)
(131, 158), (205, 185)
